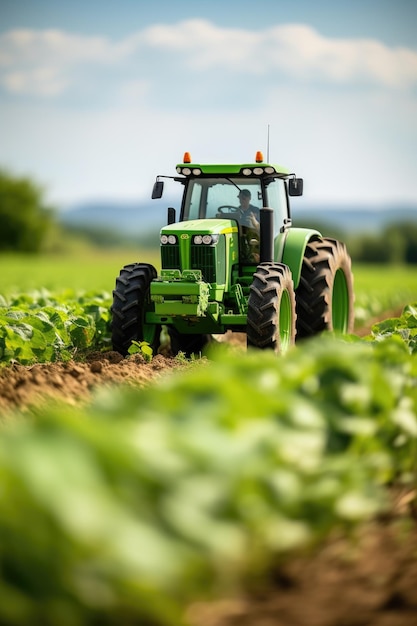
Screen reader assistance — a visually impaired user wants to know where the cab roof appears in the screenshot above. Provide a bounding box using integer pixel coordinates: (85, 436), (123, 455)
(175, 151), (290, 178)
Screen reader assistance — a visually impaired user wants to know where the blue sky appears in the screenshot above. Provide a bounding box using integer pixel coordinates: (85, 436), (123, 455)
(1, 0), (417, 208)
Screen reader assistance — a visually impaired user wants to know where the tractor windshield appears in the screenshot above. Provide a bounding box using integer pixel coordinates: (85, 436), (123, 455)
(182, 177), (288, 234)
(182, 178), (260, 221)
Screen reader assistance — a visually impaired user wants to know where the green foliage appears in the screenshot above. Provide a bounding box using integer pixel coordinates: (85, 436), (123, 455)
(0, 169), (56, 253)
(0, 327), (416, 624)
(128, 340), (153, 361)
(0, 291), (111, 364)
(371, 302), (417, 353)
(1, 274), (416, 364)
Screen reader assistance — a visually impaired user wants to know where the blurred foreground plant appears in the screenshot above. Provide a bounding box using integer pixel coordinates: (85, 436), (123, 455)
(0, 328), (416, 624)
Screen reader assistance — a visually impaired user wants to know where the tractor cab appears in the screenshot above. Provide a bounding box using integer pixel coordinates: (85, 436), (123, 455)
(153, 151), (303, 265)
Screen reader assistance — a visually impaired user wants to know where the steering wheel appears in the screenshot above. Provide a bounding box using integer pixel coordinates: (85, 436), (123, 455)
(217, 205), (240, 214)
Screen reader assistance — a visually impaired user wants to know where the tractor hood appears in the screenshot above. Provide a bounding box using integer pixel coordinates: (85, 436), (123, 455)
(158, 218), (240, 296)
(161, 219), (238, 236)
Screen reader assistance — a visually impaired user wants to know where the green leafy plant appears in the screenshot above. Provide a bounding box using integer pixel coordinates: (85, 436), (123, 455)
(0, 290), (112, 364)
(370, 302), (417, 353)
(0, 323), (416, 625)
(127, 340), (153, 361)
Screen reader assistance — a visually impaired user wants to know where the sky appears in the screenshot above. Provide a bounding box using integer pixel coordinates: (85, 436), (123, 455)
(1, 0), (417, 209)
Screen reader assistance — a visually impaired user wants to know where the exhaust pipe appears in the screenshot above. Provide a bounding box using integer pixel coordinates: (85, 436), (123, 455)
(260, 207), (274, 263)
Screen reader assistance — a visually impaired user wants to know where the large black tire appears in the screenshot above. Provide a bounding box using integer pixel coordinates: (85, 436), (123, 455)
(247, 263), (296, 354)
(111, 263), (161, 356)
(296, 237), (354, 339)
(168, 328), (211, 357)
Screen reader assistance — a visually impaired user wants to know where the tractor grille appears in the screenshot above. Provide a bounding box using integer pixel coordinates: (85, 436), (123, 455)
(191, 245), (216, 283)
(161, 236), (226, 284)
(161, 244), (180, 269)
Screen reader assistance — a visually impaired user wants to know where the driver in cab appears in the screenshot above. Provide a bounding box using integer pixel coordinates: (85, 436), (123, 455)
(237, 189), (260, 229)
(237, 189), (260, 263)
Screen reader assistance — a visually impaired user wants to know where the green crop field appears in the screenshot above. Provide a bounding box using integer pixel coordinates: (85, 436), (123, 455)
(352, 263), (417, 298)
(2, 252), (416, 315)
(1, 252), (416, 295)
(0, 312), (416, 625)
(1, 248), (161, 294)
(0, 247), (417, 624)
(352, 263), (417, 324)
(1, 251), (416, 365)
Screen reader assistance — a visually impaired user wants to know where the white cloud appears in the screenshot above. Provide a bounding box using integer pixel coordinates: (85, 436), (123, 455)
(143, 19), (261, 70)
(1, 20), (417, 98)
(0, 28), (115, 65)
(0, 19), (416, 207)
(0, 28), (121, 96)
(3, 67), (69, 96)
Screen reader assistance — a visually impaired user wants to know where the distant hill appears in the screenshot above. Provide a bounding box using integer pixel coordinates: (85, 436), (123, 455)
(59, 199), (417, 235)
(59, 197), (178, 235)
(292, 205), (417, 234)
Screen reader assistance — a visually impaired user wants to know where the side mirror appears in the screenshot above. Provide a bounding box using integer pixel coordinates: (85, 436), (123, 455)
(167, 207), (176, 224)
(288, 178), (303, 196)
(152, 180), (164, 199)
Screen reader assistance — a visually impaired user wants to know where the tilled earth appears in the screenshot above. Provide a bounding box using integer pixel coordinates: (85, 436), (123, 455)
(1, 321), (416, 626)
(0, 350), (184, 414)
(189, 511), (417, 626)
(0, 308), (400, 414)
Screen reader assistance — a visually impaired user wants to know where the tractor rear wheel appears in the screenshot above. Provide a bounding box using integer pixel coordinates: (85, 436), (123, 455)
(296, 237), (354, 339)
(247, 263), (296, 354)
(111, 263), (161, 356)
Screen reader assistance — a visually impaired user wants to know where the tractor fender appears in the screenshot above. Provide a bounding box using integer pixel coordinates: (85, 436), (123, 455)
(281, 228), (322, 289)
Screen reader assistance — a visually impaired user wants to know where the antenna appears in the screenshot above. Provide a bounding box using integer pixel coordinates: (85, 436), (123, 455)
(266, 124), (270, 162)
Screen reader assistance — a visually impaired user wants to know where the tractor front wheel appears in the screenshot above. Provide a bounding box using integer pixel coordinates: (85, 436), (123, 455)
(296, 238), (354, 339)
(111, 263), (161, 356)
(247, 263), (296, 354)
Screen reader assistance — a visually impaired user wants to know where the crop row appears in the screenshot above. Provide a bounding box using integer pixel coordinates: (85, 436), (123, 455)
(370, 302), (417, 353)
(0, 287), (415, 365)
(0, 307), (416, 625)
(0, 290), (111, 364)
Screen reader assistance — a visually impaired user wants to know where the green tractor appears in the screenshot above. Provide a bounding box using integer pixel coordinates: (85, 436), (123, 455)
(111, 151), (354, 356)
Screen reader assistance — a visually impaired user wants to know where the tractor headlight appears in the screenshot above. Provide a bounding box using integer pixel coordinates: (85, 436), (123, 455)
(176, 166), (200, 176)
(161, 234), (177, 244)
(240, 166), (276, 176)
(193, 234), (219, 245)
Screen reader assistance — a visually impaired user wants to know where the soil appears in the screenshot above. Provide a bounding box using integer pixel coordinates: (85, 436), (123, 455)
(188, 501), (417, 626)
(0, 350), (185, 414)
(1, 313), (416, 625)
(0, 308), (403, 414)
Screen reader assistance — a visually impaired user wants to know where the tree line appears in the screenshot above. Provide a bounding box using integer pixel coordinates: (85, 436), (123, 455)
(0, 168), (55, 253)
(347, 223), (417, 264)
